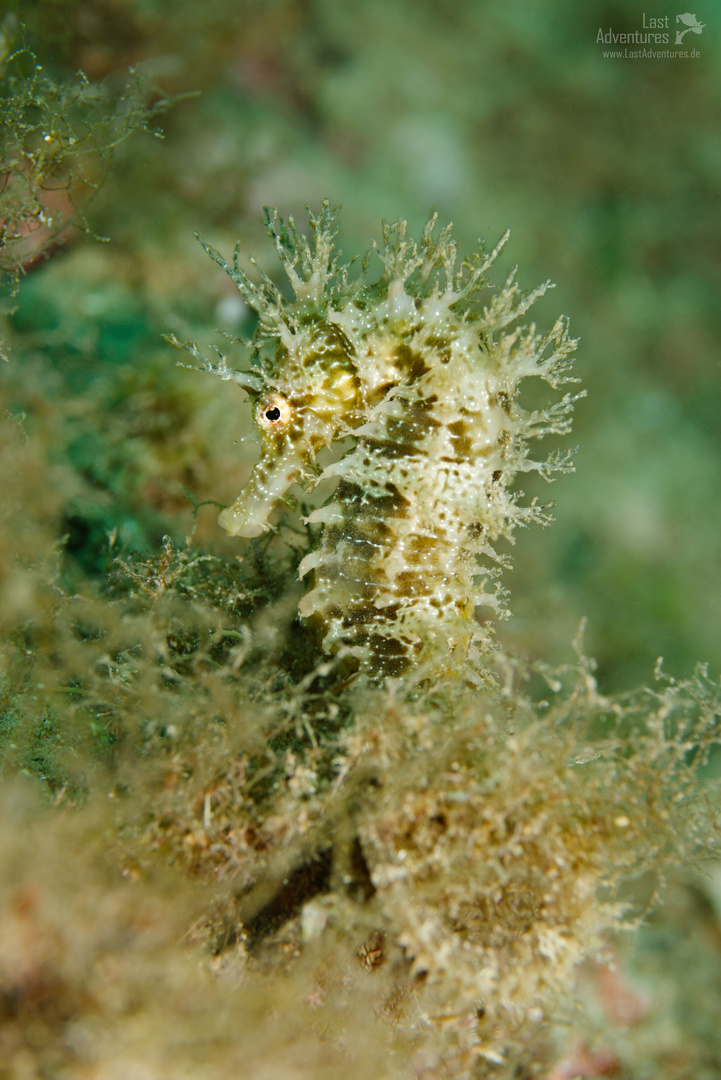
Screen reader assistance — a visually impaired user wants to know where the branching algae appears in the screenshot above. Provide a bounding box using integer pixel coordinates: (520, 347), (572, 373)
(0, 38), (179, 303)
(170, 204), (582, 679)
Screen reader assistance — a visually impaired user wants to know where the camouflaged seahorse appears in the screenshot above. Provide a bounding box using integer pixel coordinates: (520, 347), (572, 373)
(170, 204), (580, 679)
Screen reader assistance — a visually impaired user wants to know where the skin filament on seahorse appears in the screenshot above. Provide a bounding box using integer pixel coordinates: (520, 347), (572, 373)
(171, 204), (581, 680)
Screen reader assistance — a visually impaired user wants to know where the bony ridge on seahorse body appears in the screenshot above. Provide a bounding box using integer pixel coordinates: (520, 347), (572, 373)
(169, 203), (581, 679)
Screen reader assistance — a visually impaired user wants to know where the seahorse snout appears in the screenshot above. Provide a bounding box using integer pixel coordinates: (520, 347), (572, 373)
(218, 446), (304, 537)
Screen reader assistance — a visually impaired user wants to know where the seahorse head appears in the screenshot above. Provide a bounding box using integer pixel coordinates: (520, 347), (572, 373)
(218, 316), (362, 537)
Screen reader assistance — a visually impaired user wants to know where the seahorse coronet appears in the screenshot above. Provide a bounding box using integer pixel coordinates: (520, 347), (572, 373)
(189, 203), (581, 679)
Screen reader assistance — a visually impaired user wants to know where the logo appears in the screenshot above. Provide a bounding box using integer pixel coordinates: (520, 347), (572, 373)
(596, 11), (707, 57)
(675, 13), (705, 44)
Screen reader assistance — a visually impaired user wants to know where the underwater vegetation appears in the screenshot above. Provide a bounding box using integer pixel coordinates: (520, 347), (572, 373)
(2, 190), (721, 1078)
(0, 31), (174, 305)
(1, 7), (721, 1079)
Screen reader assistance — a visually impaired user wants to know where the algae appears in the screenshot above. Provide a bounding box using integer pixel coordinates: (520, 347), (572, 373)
(1, 4), (721, 1078)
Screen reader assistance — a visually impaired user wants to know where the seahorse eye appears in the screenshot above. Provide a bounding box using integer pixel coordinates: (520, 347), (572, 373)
(257, 393), (292, 430)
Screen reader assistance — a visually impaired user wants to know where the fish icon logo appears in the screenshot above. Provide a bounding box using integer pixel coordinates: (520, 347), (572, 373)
(675, 13), (706, 44)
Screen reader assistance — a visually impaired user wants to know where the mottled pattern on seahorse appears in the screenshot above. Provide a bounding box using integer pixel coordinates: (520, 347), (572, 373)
(172, 204), (581, 679)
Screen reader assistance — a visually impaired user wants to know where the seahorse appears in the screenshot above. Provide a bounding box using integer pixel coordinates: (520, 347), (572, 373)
(170, 204), (580, 679)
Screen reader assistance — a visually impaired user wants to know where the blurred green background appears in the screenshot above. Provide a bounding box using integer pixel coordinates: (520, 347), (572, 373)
(4, 0), (720, 691)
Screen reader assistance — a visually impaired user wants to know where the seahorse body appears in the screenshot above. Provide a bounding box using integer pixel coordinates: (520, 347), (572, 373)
(180, 206), (580, 678)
